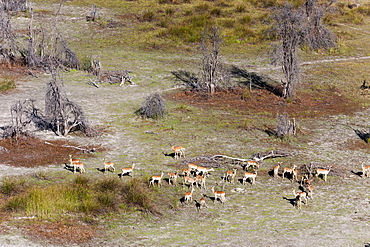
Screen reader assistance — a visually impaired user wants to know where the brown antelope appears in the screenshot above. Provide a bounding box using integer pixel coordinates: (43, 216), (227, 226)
(172, 146), (185, 159)
(68, 155), (85, 174)
(195, 174), (206, 189)
(149, 172), (164, 187)
(103, 159), (115, 173)
(197, 197), (208, 210)
(273, 163), (281, 177)
(183, 176), (197, 188)
(242, 170), (258, 185)
(168, 171), (178, 186)
(69, 154), (79, 165)
(295, 194), (303, 210)
(305, 184), (314, 199)
(184, 187), (195, 204)
(211, 186), (226, 204)
(316, 166), (332, 182)
(224, 168), (237, 183)
(73, 162), (85, 174)
(188, 163), (198, 173)
(121, 163), (136, 178)
(292, 189), (308, 205)
(300, 175), (311, 186)
(245, 160), (260, 170)
(196, 166), (214, 177)
(282, 164), (297, 180)
(362, 163), (370, 178)
(182, 168), (191, 177)
(292, 168), (298, 182)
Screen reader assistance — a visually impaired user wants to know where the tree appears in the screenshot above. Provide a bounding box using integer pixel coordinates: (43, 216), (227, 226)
(44, 75), (88, 136)
(199, 26), (232, 94)
(270, 0), (336, 98)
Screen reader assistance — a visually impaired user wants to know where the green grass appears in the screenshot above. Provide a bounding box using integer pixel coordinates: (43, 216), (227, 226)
(0, 77), (16, 92)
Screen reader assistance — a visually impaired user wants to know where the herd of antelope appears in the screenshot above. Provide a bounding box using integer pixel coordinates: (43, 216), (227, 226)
(67, 145), (369, 211)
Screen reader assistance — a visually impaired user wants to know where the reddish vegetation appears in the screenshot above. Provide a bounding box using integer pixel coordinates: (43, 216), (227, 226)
(24, 221), (100, 245)
(0, 137), (102, 167)
(166, 87), (360, 118)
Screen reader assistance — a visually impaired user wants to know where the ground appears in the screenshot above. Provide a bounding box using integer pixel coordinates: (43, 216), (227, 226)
(1, 2), (370, 246)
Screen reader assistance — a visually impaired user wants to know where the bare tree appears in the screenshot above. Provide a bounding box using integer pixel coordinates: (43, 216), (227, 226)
(172, 27), (232, 93)
(44, 75), (88, 136)
(136, 92), (166, 119)
(1, 0), (28, 12)
(0, 7), (18, 64)
(270, 0), (336, 98)
(199, 26), (232, 94)
(276, 113), (296, 138)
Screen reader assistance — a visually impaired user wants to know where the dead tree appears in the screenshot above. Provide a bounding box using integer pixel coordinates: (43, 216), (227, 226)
(270, 0), (336, 98)
(199, 26), (232, 94)
(0, 7), (17, 64)
(44, 76), (88, 136)
(277, 113), (296, 138)
(86, 4), (98, 22)
(1, 0), (28, 12)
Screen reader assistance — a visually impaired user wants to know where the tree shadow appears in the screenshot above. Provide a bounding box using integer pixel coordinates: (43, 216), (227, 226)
(353, 128), (370, 143)
(230, 66), (283, 97)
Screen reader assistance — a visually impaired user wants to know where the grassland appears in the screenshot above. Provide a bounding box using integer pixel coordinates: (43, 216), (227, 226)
(1, 0), (370, 246)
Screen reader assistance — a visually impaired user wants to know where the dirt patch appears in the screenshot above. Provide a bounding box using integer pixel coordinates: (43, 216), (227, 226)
(165, 87), (361, 118)
(22, 220), (100, 246)
(0, 136), (103, 167)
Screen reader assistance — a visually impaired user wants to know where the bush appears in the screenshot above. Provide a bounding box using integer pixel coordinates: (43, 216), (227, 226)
(136, 92), (166, 119)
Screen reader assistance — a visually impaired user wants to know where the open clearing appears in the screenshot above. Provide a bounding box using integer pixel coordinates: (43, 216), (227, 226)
(1, 1), (370, 246)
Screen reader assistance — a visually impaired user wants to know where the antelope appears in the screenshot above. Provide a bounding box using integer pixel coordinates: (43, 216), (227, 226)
(168, 171), (178, 186)
(316, 166), (332, 182)
(69, 155), (85, 174)
(305, 184), (314, 199)
(149, 172), (164, 187)
(273, 162), (281, 177)
(69, 154), (79, 165)
(362, 163), (370, 178)
(196, 166), (214, 177)
(224, 168), (237, 183)
(295, 194), (303, 210)
(282, 164), (297, 180)
(183, 176), (197, 188)
(292, 168), (298, 182)
(196, 174), (206, 189)
(300, 175), (311, 186)
(182, 168), (191, 177)
(292, 189), (308, 205)
(172, 145), (185, 159)
(188, 163), (198, 173)
(103, 159), (115, 173)
(198, 197), (208, 210)
(211, 186), (226, 204)
(73, 162), (85, 174)
(245, 160), (260, 170)
(242, 170), (258, 185)
(184, 187), (195, 204)
(121, 163), (136, 178)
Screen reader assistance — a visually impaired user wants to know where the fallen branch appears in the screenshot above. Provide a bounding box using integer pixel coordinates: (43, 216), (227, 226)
(87, 79), (100, 88)
(44, 141), (97, 153)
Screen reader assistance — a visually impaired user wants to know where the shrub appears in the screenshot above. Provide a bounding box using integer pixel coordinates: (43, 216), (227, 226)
(136, 92), (166, 119)
(122, 178), (157, 214)
(0, 176), (26, 196)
